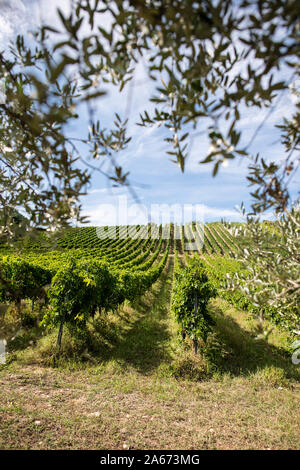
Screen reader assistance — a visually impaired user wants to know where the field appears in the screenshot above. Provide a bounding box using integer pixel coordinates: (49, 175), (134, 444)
(0, 223), (299, 450)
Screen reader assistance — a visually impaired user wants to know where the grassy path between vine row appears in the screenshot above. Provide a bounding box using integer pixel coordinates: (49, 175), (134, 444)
(0, 256), (299, 449)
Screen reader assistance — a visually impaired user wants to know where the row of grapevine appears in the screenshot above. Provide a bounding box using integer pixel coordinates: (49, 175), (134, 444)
(1, 225), (164, 272)
(208, 224), (231, 255)
(171, 244), (216, 352)
(0, 257), (52, 309)
(45, 238), (170, 346)
(0, 232), (170, 348)
(204, 225), (224, 255)
(211, 223), (240, 254)
(195, 253), (295, 332)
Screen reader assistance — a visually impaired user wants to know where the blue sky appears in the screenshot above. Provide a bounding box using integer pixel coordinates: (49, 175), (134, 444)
(1, 0), (299, 226)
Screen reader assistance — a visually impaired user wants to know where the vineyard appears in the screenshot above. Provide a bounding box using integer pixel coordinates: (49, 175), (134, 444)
(0, 222), (297, 346)
(0, 222), (299, 449)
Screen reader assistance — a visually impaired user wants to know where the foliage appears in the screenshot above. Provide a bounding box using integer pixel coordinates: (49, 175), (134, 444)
(0, 256), (51, 307)
(0, 40), (90, 233)
(0, 0), (299, 237)
(203, 254), (279, 326)
(45, 260), (116, 329)
(231, 206), (300, 334)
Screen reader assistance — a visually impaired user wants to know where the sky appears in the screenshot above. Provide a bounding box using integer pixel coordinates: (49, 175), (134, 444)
(0, 0), (299, 226)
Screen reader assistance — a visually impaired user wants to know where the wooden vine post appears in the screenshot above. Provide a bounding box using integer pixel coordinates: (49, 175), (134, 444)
(56, 264), (75, 354)
(193, 292), (198, 354)
(56, 315), (65, 350)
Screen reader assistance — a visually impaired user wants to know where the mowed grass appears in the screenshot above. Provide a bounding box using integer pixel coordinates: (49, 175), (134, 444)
(0, 257), (299, 450)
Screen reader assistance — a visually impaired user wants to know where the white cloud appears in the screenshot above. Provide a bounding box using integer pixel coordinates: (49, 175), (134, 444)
(82, 192), (243, 226)
(88, 184), (141, 196)
(0, 0), (74, 49)
(89, 188), (112, 195)
(0, 0), (25, 45)
(83, 200), (148, 226)
(198, 204), (240, 220)
(83, 202), (274, 226)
